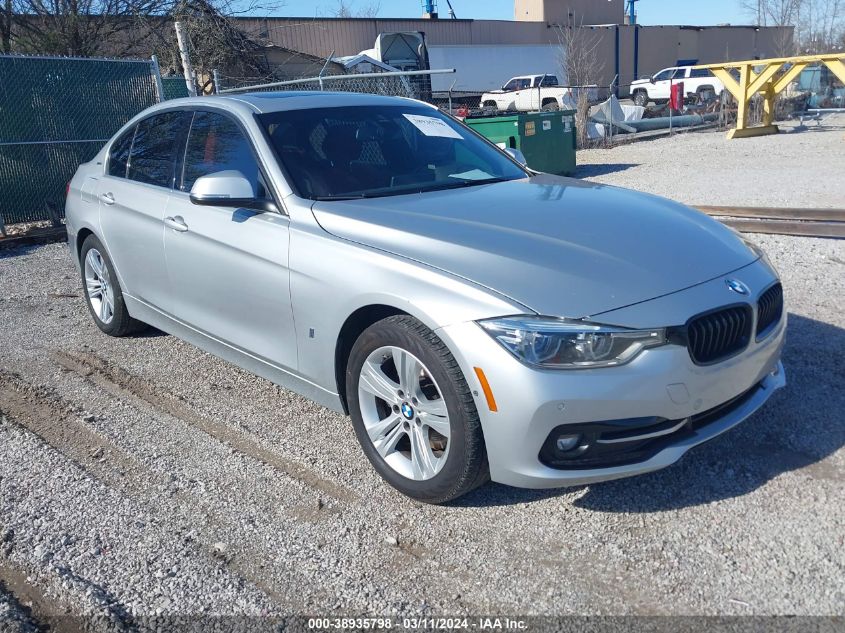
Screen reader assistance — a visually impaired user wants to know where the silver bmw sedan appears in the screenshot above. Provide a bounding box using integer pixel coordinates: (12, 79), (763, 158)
(65, 92), (786, 503)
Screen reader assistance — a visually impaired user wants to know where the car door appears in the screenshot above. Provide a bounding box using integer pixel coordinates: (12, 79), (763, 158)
(650, 68), (676, 100)
(98, 111), (189, 310)
(517, 77), (541, 111)
(674, 67), (691, 92)
(512, 78), (533, 110)
(163, 109), (297, 371)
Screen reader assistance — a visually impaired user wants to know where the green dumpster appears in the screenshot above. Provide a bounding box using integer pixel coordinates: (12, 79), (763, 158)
(464, 110), (577, 176)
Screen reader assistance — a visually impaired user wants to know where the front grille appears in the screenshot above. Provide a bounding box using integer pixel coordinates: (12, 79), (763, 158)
(756, 283), (783, 337)
(687, 306), (752, 365)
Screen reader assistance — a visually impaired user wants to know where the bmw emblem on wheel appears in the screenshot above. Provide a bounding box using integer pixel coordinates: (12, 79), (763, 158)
(725, 278), (750, 295)
(401, 402), (415, 420)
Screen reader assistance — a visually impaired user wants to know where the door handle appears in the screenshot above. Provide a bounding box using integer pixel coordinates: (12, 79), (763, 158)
(100, 192), (115, 205)
(164, 216), (188, 232)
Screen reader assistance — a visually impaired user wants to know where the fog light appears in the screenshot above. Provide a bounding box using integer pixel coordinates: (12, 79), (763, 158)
(556, 434), (582, 452)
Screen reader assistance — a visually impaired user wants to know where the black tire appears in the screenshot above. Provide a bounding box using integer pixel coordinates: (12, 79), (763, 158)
(541, 100), (560, 111)
(346, 315), (489, 504)
(633, 91), (649, 107)
(80, 234), (147, 337)
(482, 101), (498, 111)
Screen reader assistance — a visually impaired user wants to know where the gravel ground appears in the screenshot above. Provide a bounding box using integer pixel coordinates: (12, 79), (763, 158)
(1, 125), (844, 627)
(577, 114), (845, 208)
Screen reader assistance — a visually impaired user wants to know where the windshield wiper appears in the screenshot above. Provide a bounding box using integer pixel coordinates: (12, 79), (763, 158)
(312, 194), (371, 201)
(420, 177), (514, 193)
(311, 177), (514, 202)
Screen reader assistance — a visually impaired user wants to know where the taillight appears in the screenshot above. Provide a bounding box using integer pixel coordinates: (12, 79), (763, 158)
(66, 181), (71, 197)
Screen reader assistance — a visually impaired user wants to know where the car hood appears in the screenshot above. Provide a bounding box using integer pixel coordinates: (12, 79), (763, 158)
(311, 175), (758, 319)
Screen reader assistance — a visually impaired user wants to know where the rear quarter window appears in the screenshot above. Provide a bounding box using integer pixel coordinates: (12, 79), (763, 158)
(108, 126), (136, 178)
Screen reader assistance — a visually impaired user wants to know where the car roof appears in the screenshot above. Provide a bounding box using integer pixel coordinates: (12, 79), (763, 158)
(159, 91), (428, 115)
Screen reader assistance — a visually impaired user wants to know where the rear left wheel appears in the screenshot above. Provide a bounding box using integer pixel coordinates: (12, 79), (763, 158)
(346, 315), (488, 504)
(80, 235), (147, 337)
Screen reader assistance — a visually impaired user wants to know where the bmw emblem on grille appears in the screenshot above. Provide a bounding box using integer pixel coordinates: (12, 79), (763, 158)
(401, 402), (415, 420)
(725, 278), (750, 295)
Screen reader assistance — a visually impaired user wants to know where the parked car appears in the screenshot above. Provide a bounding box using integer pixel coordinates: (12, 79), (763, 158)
(66, 92), (786, 503)
(630, 66), (725, 107)
(480, 74), (598, 112)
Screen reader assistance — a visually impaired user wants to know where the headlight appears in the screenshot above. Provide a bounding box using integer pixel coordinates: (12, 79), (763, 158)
(478, 316), (667, 369)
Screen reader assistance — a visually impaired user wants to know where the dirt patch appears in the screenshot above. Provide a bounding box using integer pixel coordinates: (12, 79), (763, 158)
(52, 349), (357, 504)
(0, 370), (157, 494)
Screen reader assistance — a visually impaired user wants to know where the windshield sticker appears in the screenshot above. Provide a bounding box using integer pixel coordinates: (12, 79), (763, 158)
(404, 114), (463, 139)
(449, 169), (495, 181)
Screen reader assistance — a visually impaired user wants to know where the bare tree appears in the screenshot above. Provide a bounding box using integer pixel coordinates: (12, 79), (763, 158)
(555, 25), (605, 147)
(138, 0), (277, 93)
(740, 0), (803, 25)
(798, 0), (844, 52)
(739, 0), (845, 52)
(10, 0), (177, 56)
(326, 0), (380, 18)
(3, 0), (279, 62)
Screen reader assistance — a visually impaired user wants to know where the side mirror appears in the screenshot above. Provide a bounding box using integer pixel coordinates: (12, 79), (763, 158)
(189, 170), (278, 213)
(504, 147), (528, 166)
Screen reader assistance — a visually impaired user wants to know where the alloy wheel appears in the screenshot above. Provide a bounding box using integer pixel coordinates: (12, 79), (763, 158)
(357, 346), (451, 481)
(84, 248), (115, 325)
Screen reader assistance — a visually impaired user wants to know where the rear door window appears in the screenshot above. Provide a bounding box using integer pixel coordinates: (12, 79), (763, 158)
(127, 111), (191, 188)
(180, 111), (263, 196)
(108, 126), (136, 178)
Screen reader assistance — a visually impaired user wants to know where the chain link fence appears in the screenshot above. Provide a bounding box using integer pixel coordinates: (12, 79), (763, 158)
(0, 54), (167, 231)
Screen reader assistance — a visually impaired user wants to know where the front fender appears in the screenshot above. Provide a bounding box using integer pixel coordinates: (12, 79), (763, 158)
(288, 220), (527, 394)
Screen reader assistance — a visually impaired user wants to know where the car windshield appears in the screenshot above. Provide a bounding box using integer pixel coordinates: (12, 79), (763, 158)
(258, 105), (527, 201)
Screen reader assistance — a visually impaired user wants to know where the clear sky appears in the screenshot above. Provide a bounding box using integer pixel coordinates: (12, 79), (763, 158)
(274, 0), (753, 26)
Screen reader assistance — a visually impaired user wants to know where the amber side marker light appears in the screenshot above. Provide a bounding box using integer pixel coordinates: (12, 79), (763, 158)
(473, 367), (498, 413)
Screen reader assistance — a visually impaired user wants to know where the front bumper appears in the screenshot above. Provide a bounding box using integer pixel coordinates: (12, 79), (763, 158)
(436, 283), (786, 490)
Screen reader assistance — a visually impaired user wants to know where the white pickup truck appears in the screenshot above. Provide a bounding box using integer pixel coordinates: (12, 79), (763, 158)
(630, 66), (725, 107)
(480, 75), (594, 112)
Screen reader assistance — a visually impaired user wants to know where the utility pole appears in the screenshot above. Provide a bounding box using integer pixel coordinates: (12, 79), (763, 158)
(174, 21), (197, 97)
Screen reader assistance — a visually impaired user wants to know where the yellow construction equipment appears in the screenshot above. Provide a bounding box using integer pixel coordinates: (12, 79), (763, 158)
(697, 53), (845, 139)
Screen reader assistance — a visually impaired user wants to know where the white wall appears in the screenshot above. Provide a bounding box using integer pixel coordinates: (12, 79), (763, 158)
(427, 45), (562, 92)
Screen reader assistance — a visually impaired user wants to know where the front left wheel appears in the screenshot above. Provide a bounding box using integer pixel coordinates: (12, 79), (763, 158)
(346, 315), (489, 504)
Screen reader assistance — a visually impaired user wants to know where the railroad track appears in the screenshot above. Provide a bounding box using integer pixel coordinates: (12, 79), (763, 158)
(694, 206), (845, 239)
